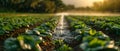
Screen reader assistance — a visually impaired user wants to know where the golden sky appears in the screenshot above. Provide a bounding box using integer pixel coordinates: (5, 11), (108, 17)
(62, 0), (104, 7)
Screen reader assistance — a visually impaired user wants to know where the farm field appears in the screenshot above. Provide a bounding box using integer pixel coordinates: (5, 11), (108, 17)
(0, 13), (120, 51)
(1, 0), (120, 51)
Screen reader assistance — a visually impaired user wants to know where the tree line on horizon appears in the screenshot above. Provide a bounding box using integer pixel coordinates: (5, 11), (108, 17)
(0, 0), (67, 13)
(0, 0), (120, 13)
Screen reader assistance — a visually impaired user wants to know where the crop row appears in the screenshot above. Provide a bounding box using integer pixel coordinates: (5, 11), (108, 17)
(4, 16), (59, 51)
(72, 16), (120, 36)
(66, 16), (118, 51)
(0, 16), (53, 35)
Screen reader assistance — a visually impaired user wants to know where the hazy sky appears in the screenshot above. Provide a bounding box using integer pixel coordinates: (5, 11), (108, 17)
(62, 0), (103, 7)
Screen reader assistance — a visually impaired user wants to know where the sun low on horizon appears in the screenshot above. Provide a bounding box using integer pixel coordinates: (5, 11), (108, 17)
(62, 0), (104, 7)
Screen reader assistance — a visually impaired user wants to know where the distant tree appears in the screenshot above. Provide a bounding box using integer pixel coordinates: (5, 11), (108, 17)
(53, 0), (66, 12)
(34, 0), (56, 13)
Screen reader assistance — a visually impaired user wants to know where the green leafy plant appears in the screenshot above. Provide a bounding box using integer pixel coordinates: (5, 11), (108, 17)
(57, 44), (72, 51)
(89, 29), (97, 36)
(4, 35), (43, 51)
